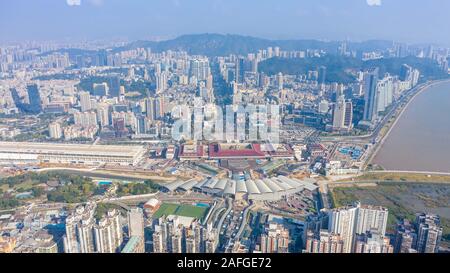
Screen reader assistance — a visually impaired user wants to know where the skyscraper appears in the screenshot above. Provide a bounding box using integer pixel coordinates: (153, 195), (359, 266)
(145, 98), (157, 121)
(128, 208), (145, 239)
(332, 96), (346, 130)
(189, 59), (210, 81)
(277, 72), (284, 91)
(108, 76), (121, 98)
(415, 214), (443, 253)
(376, 75), (394, 113)
(362, 68), (379, 123)
(79, 91), (92, 112)
(394, 219), (417, 253)
(332, 96), (353, 132)
(97, 103), (111, 127)
(77, 217), (95, 253)
(355, 204), (389, 236)
(399, 64), (413, 82)
(235, 57), (245, 84)
(327, 205), (358, 253)
(318, 66), (327, 84)
(260, 222), (290, 253)
(26, 84), (42, 113)
(63, 215), (80, 253)
(94, 217), (116, 253)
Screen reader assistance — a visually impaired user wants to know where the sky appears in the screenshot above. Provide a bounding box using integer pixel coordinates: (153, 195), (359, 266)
(1, 0), (449, 45)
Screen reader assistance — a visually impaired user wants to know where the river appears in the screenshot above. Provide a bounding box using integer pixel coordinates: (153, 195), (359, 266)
(373, 80), (450, 172)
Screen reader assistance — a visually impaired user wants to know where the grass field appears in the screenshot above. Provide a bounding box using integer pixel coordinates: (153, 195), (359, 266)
(153, 203), (208, 220)
(346, 172), (450, 183)
(329, 182), (450, 241)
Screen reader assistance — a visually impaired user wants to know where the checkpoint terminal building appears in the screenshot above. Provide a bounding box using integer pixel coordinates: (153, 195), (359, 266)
(161, 175), (318, 202)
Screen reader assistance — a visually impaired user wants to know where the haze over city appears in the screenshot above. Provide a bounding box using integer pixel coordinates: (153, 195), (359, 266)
(1, 0), (450, 45)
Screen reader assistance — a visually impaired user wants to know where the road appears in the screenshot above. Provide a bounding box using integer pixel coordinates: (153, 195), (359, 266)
(236, 202), (255, 239)
(216, 198), (232, 233)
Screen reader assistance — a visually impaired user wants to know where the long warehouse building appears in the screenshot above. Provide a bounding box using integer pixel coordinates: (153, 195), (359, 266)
(162, 175), (318, 202)
(0, 142), (147, 166)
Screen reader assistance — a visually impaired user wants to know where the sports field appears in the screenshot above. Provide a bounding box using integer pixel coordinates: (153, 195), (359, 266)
(153, 203), (208, 220)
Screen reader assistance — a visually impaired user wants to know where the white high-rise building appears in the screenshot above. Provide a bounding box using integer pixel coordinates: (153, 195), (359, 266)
(77, 217), (95, 253)
(74, 111), (98, 127)
(332, 96), (346, 130)
(327, 205), (358, 253)
(277, 72), (284, 90)
(107, 209), (123, 249)
(63, 215), (80, 253)
(94, 217), (115, 253)
(97, 103), (111, 127)
(128, 208), (144, 238)
(189, 59), (210, 81)
(356, 204), (389, 236)
(79, 91), (92, 112)
(49, 122), (62, 139)
(326, 203), (389, 253)
(376, 75), (394, 113)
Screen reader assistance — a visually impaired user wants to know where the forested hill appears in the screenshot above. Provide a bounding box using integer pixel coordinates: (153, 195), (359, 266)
(115, 33), (393, 57)
(258, 55), (449, 83)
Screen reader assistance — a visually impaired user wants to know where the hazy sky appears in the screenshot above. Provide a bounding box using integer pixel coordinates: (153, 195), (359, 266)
(1, 0), (449, 45)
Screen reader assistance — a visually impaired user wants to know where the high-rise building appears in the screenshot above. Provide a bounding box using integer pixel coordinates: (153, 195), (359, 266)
(107, 209), (123, 250)
(415, 214), (442, 253)
(128, 208), (145, 238)
(135, 115), (147, 134)
(355, 204), (389, 236)
(376, 75), (394, 113)
(274, 47), (280, 57)
(74, 111), (98, 127)
(394, 219), (417, 253)
(354, 232), (394, 253)
(235, 57), (245, 84)
(97, 103), (111, 127)
(108, 76), (121, 98)
(63, 215), (80, 253)
(189, 59), (210, 81)
(77, 217), (95, 253)
(94, 217), (116, 253)
(145, 98), (157, 121)
(332, 96), (353, 132)
(260, 222), (290, 253)
(79, 91), (92, 112)
(49, 122), (62, 139)
(324, 203), (389, 253)
(318, 66), (327, 84)
(400, 64), (413, 82)
(152, 216), (215, 254)
(304, 230), (344, 253)
(332, 96), (346, 130)
(156, 71), (168, 93)
(27, 84), (42, 113)
(327, 205), (358, 253)
(277, 72), (284, 91)
(362, 68), (379, 123)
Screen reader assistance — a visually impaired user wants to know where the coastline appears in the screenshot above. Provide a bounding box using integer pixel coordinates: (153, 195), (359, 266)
(367, 78), (450, 170)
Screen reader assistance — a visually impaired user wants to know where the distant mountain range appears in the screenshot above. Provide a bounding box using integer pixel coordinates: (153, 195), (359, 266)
(115, 33), (395, 56)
